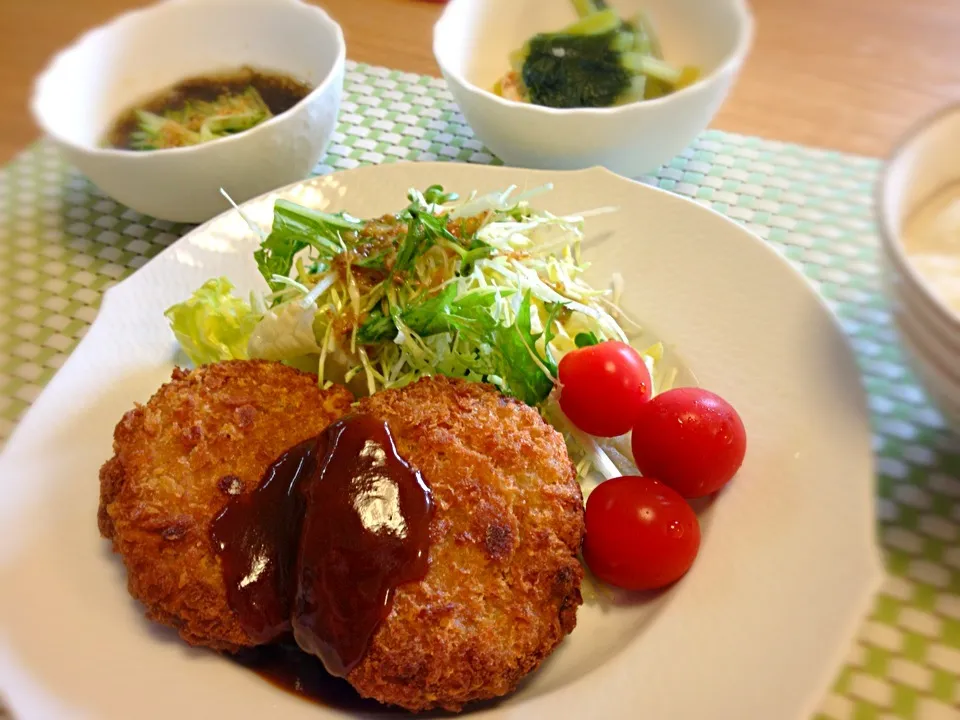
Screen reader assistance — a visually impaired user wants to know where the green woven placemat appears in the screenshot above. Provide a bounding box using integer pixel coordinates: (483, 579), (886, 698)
(1, 61), (958, 719)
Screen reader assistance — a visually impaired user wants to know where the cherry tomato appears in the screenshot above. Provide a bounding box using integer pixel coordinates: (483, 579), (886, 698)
(631, 387), (746, 498)
(583, 476), (700, 591)
(557, 341), (652, 437)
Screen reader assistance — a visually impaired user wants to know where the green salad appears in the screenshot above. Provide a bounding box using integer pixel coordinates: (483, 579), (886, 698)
(493, 0), (699, 109)
(166, 184), (674, 479)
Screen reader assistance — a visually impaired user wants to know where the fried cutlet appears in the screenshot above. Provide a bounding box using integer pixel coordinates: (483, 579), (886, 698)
(98, 360), (354, 650)
(100, 366), (583, 713)
(345, 376), (585, 712)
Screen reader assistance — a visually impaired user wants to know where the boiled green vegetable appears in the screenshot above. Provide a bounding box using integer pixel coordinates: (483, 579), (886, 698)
(494, 0), (700, 108)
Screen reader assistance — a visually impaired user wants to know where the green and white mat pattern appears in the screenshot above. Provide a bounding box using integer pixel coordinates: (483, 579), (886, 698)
(0, 61), (958, 719)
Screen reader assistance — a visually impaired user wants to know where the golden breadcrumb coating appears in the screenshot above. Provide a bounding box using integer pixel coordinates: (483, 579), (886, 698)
(98, 360), (353, 650)
(347, 376), (584, 712)
(99, 366), (583, 713)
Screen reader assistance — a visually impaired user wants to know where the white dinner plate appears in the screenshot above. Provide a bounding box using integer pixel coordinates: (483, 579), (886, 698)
(0, 163), (882, 719)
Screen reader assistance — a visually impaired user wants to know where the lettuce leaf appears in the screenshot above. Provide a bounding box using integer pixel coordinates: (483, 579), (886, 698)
(356, 286), (511, 344)
(164, 277), (261, 365)
(247, 301), (323, 361)
(433, 290), (556, 405)
(485, 291), (557, 405)
(355, 288), (555, 405)
(254, 199), (364, 291)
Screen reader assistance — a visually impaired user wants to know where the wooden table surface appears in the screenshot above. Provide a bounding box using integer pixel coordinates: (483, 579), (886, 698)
(1, 0), (959, 164)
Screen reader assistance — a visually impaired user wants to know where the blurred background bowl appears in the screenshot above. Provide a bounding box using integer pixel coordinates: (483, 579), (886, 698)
(31, 0), (345, 224)
(878, 104), (960, 433)
(433, 0), (753, 177)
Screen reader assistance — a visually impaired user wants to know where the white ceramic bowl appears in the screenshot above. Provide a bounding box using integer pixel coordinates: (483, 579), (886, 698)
(883, 261), (960, 432)
(31, 0), (345, 224)
(878, 104), (960, 433)
(892, 307), (960, 430)
(433, 0), (753, 177)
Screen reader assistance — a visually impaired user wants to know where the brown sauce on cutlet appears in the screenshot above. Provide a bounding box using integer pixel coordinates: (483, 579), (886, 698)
(210, 437), (316, 643)
(290, 416), (435, 676)
(211, 415), (434, 683)
(234, 641), (406, 713)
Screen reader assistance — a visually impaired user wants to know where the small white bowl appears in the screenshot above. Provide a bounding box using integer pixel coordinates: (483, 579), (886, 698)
(879, 104), (960, 331)
(886, 263), (960, 380)
(878, 103), (960, 434)
(882, 246), (960, 355)
(433, 0), (753, 177)
(884, 268), (960, 432)
(894, 311), (960, 431)
(31, 0), (345, 224)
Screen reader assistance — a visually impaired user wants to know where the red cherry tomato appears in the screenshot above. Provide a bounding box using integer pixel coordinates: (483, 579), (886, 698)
(583, 476), (700, 591)
(557, 341), (652, 437)
(631, 387), (746, 498)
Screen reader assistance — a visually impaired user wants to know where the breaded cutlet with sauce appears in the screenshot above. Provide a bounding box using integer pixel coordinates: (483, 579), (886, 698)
(98, 360), (354, 649)
(99, 366), (584, 713)
(345, 377), (584, 711)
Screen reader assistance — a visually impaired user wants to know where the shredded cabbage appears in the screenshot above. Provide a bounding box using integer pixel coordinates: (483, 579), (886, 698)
(167, 186), (677, 481)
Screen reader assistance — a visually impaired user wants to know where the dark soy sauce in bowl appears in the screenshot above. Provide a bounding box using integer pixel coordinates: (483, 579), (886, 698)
(105, 67), (312, 150)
